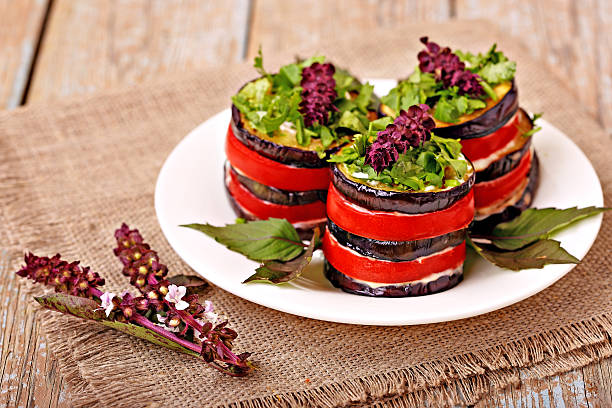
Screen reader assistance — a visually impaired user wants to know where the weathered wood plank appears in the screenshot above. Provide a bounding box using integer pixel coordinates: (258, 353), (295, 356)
(455, 0), (612, 135)
(27, 0), (251, 102)
(246, 0), (451, 59)
(582, 358), (612, 407)
(0, 0), (49, 109)
(474, 362), (612, 407)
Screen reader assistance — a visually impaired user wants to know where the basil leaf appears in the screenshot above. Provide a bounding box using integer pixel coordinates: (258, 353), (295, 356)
(468, 238), (579, 271)
(489, 206), (610, 250)
(181, 218), (304, 262)
(35, 293), (201, 357)
(243, 228), (319, 284)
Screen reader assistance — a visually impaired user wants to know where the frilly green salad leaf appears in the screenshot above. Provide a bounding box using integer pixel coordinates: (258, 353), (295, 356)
(382, 40), (517, 123)
(231, 49), (379, 148)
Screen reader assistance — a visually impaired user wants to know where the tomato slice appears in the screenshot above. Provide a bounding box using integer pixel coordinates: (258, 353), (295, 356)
(474, 150), (532, 209)
(327, 184), (474, 241)
(323, 231), (465, 284)
(226, 166), (327, 222)
(226, 125), (331, 191)
(460, 111), (520, 161)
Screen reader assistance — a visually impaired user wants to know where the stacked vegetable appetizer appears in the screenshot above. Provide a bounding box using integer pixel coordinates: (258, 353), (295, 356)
(322, 105), (475, 297)
(381, 38), (538, 230)
(227, 53), (379, 235)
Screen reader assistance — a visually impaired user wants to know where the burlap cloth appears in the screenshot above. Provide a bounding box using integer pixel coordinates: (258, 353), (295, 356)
(1, 21), (610, 407)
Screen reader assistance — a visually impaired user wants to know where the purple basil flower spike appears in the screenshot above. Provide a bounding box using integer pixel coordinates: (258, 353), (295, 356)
(299, 62), (338, 127)
(417, 37), (484, 97)
(365, 105), (435, 173)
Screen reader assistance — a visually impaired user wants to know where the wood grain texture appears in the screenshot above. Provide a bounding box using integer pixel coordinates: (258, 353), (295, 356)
(0, 252), (70, 408)
(455, 0), (612, 135)
(0, 0), (49, 109)
(27, 0), (251, 102)
(246, 0), (451, 59)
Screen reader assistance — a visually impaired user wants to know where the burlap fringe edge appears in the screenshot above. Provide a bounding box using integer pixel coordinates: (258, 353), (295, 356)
(228, 314), (612, 408)
(40, 313), (612, 408)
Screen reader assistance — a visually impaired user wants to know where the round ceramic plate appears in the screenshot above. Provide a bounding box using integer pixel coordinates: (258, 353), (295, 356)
(155, 79), (604, 326)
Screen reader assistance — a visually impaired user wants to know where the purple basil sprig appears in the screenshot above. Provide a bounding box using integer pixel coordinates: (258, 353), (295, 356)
(365, 104), (435, 173)
(417, 36), (484, 97)
(299, 62), (338, 127)
(16, 224), (253, 377)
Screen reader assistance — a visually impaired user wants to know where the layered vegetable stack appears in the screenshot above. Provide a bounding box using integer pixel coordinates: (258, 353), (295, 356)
(322, 105), (475, 297)
(381, 38), (539, 230)
(227, 53), (379, 235)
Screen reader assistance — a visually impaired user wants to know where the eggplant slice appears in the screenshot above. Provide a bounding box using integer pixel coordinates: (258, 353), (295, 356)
(476, 138), (532, 183)
(470, 153), (540, 234)
(223, 179), (326, 239)
(225, 162), (326, 206)
(231, 105), (339, 168)
(331, 164), (475, 214)
(325, 261), (463, 297)
(433, 80), (519, 140)
(328, 219), (466, 261)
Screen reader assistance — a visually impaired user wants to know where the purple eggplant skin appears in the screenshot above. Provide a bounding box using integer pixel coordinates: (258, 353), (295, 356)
(225, 163), (326, 206)
(231, 105), (338, 168)
(433, 80), (519, 140)
(476, 138), (532, 183)
(331, 164), (475, 214)
(475, 107), (535, 183)
(324, 260), (463, 297)
(328, 219), (466, 261)
(470, 153), (540, 235)
(223, 176), (326, 240)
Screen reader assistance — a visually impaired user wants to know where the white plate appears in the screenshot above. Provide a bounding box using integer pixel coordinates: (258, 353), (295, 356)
(155, 79), (604, 326)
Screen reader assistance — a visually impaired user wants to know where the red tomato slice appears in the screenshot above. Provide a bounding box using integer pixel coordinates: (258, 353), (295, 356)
(323, 231), (466, 284)
(226, 166), (327, 223)
(460, 112), (520, 161)
(226, 125), (331, 191)
(474, 150), (532, 209)
(327, 184), (474, 241)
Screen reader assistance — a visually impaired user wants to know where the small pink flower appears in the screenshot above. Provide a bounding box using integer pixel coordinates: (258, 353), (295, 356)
(164, 284), (188, 310)
(100, 292), (116, 317)
(203, 300), (219, 323)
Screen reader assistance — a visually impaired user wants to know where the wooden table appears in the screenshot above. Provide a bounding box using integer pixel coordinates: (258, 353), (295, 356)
(1, 1), (611, 406)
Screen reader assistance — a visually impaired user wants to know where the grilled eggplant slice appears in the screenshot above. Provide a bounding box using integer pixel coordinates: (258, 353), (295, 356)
(226, 162), (326, 206)
(476, 139), (532, 183)
(224, 180), (326, 239)
(231, 105), (338, 168)
(328, 219), (466, 261)
(471, 153), (540, 234)
(331, 162), (475, 214)
(325, 260), (463, 297)
(433, 80), (519, 140)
